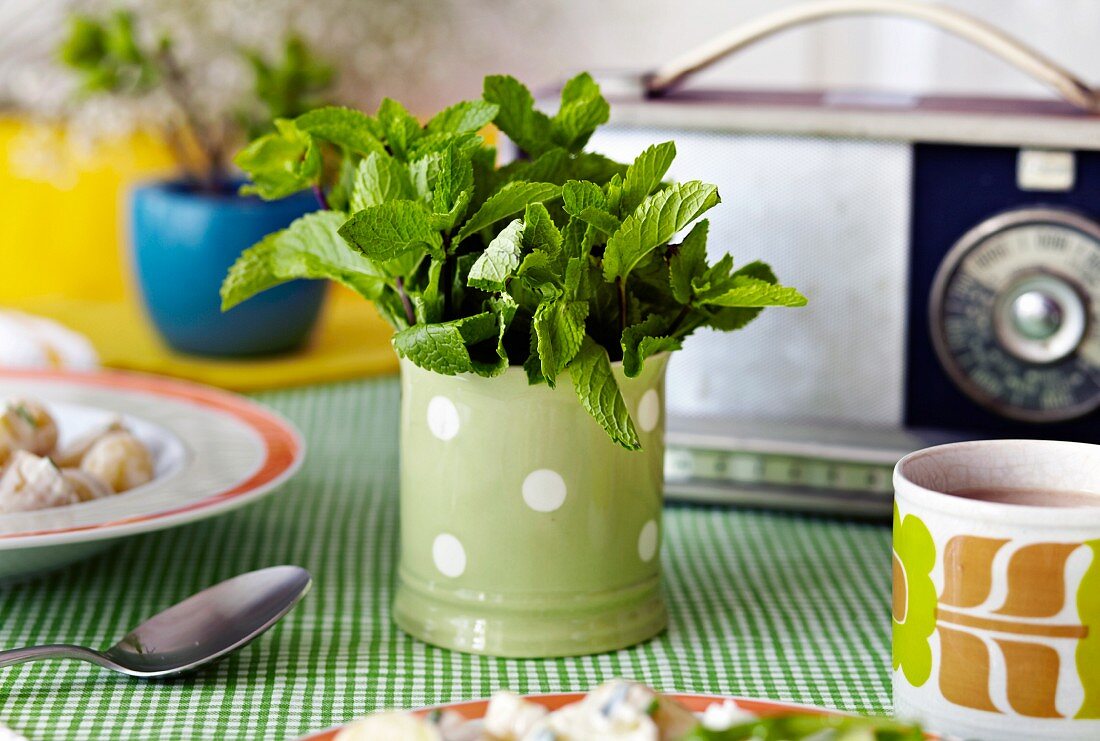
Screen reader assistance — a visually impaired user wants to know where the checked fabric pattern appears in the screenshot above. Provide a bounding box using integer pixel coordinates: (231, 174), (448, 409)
(0, 378), (892, 740)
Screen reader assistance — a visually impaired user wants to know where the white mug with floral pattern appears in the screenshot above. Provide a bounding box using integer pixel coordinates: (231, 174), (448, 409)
(892, 440), (1100, 741)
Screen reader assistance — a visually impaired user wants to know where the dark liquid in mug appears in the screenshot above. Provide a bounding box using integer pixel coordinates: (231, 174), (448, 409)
(951, 486), (1100, 507)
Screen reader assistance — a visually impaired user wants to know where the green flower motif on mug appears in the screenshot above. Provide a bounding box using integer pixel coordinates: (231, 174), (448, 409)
(892, 504), (937, 687)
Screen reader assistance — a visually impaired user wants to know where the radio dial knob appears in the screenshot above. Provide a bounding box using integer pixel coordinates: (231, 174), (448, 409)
(930, 208), (1100, 422)
(1010, 290), (1062, 341)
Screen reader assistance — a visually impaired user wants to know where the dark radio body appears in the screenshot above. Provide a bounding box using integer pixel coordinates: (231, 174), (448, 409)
(907, 142), (1100, 441)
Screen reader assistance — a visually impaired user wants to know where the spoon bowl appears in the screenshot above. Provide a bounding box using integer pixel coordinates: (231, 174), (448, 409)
(0, 566), (311, 678)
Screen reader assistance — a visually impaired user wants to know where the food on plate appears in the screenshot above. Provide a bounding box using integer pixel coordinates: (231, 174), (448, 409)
(0, 451), (82, 513)
(61, 468), (114, 503)
(0, 399), (60, 463)
(332, 681), (922, 740)
(333, 712), (444, 741)
(0, 398), (154, 514)
(81, 431), (154, 492)
(53, 419), (124, 467)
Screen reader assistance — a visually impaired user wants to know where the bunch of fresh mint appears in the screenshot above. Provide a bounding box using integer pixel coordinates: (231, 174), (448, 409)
(222, 73), (806, 449)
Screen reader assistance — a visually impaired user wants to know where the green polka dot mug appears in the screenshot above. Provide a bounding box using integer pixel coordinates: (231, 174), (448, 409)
(393, 355), (669, 657)
(892, 440), (1100, 740)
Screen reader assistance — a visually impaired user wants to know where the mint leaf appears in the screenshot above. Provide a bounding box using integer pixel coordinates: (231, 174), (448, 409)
(483, 74), (554, 156)
(294, 106), (386, 156)
(570, 153), (628, 185)
(430, 190), (472, 233)
(432, 140), (474, 225)
(412, 259), (445, 324)
(622, 315), (681, 377)
(602, 181), (720, 282)
(730, 259), (778, 284)
(408, 130), (480, 162)
(455, 181), (561, 244)
(575, 207), (620, 235)
(569, 337), (640, 450)
(521, 203), (562, 257)
(503, 148), (570, 185)
(562, 180), (605, 215)
(392, 312), (501, 376)
(427, 100), (499, 135)
(222, 211), (384, 310)
(707, 306), (762, 332)
(562, 182), (619, 235)
(524, 323), (545, 385)
(350, 152), (416, 212)
(408, 152), (442, 201)
(551, 73), (610, 151)
(377, 97), (422, 160)
(564, 256), (589, 300)
(338, 200), (442, 262)
(533, 298), (588, 386)
(235, 119), (321, 199)
(669, 219), (709, 304)
(622, 141), (675, 213)
(516, 249), (556, 286)
(702, 275), (807, 307)
(490, 293), (518, 370)
(468, 219), (524, 292)
(561, 217), (589, 260)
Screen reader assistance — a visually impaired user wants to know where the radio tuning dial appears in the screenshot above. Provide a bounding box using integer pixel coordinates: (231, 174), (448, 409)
(930, 208), (1100, 422)
(1010, 290), (1063, 341)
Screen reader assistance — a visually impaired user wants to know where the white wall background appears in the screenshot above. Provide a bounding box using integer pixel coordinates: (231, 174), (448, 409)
(2, 0), (1098, 116)
(433, 0), (1100, 110)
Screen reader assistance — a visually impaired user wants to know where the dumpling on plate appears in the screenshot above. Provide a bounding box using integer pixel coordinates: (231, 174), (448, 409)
(61, 468), (113, 503)
(0, 451), (80, 513)
(334, 712), (441, 741)
(0, 399), (59, 464)
(81, 431), (154, 493)
(52, 418), (125, 468)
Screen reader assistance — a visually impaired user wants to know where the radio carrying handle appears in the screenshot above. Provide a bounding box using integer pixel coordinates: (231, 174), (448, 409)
(645, 0), (1099, 111)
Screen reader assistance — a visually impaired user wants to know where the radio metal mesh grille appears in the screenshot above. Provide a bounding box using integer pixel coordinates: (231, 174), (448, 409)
(586, 128), (913, 426)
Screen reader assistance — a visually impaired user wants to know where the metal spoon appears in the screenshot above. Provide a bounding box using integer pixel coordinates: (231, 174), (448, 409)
(0, 565), (311, 678)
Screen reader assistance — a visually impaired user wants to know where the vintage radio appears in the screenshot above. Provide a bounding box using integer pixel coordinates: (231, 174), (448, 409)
(516, 1), (1100, 515)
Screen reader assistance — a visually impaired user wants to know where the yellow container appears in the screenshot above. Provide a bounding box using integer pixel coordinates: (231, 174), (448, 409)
(0, 117), (174, 303)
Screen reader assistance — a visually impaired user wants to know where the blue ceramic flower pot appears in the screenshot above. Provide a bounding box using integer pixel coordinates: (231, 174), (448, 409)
(130, 181), (325, 357)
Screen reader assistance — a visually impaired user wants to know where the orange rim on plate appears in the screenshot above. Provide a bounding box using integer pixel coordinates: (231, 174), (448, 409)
(0, 368), (302, 546)
(303, 693), (837, 740)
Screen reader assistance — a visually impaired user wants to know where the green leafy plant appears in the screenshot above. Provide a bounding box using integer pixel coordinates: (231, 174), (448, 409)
(58, 9), (334, 189)
(222, 73), (806, 449)
(681, 713), (924, 740)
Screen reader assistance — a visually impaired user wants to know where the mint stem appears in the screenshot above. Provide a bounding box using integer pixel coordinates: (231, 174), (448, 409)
(616, 277), (627, 331)
(312, 184), (329, 210)
(395, 277), (416, 326)
(667, 304), (691, 336)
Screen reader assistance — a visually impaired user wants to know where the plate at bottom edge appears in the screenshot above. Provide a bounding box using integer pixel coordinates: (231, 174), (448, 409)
(0, 369), (304, 582)
(300, 693), (923, 740)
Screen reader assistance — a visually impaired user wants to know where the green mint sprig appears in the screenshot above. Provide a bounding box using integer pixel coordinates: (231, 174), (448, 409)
(680, 712), (924, 740)
(222, 73), (806, 450)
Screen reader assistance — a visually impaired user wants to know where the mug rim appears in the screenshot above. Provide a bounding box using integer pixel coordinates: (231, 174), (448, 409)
(894, 438), (1100, 526)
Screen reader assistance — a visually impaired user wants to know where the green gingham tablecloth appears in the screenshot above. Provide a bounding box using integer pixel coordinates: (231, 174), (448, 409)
(0, 378), (893, 740)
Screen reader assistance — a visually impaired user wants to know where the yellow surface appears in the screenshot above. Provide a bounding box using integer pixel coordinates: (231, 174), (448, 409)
(1, 117), (398, 388)
(0, 117), (174, 303)
(8, 289), (398, 391)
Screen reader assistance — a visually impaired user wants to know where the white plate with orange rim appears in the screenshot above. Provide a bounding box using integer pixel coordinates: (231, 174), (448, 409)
(0, 369), (304, 582)
(301, 693), (933, 740)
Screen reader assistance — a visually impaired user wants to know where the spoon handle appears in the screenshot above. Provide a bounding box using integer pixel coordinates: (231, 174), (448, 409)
(0, 644), (115, 671)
